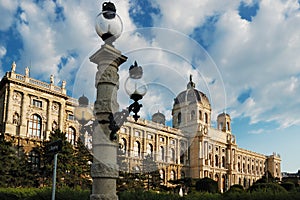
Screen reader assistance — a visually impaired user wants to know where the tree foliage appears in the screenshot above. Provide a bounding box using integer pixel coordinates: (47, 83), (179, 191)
(195, 177), (218, 193)
(142, 155), (162, 190)
(41, 129), (92, 189)
(0, 134), (35, 187)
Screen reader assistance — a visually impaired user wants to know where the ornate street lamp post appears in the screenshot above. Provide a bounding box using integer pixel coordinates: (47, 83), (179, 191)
(87, 2), (146, 199)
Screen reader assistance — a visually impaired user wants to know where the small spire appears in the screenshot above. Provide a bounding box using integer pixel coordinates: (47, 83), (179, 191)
(11, 61), (16, 72)
(25, 67), (30, 77)
(50, 75), (54, 84)
(187, 74), (195, 89)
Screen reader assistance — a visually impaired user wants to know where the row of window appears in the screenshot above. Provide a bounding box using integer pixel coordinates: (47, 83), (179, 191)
(30, 99), (75, 121)
(27, 114), (76, 144)
(132, 166), (185, 182)
(120, 138), (186, 163)
(122, 128), (177, 146)
(177, 110), (209, 125)
(237, 162), (265, 175)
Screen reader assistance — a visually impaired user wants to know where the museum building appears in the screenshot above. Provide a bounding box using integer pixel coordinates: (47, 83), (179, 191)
(0, 62), (281, 191)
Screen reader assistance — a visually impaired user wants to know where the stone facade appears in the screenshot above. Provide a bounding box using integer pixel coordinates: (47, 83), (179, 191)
(0, 62), (281, 192)
(0, 62), (80, 153)
(118, 77), (281, 192)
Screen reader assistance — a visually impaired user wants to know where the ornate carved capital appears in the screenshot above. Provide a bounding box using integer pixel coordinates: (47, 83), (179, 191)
(95, 66), (119, 86)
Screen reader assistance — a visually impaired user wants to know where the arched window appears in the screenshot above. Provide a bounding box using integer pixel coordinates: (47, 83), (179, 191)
(147, 143), (153, 158)
(28, 114), (42, 138)
(222, 175), (226, 191)
(52, 121), (58, 131)
(227, 122), (230, 131)
(180, 152), (184, 164)
(191, 110), (195, 120)
(160, 169), (165, 181)
(177, 112), (182, 125)
(215, 174), (219, 182)
(222, 156), (226, 168)
(119, 138), (127, 154)
(181, 171), (185, 179)
(170, 170), (176, 180)
(134, 141), (140, 157)
(13, 112), (19, 125)
(170, 148), (175, 162)
(160, 146), (165, 161)
(244, 178), (247, 187)
(204, 113), (208, 123)
(66, 127), (76, 145)
(199, 111), (202, 120)
(215, 155), (219, 167)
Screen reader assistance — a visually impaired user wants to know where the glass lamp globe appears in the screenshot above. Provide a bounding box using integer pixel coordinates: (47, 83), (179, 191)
(95, 2), (123, 45)
(74, 95), (93, 125)
(124, 61), (147, 100)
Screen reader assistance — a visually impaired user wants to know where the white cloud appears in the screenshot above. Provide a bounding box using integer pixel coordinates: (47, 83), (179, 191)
(2, 0), (300, 131)
(207, 0), (300, 129)
(0, 45), (7, 77)
(0, 45), (6, 58)
(0, 0), (18, 31)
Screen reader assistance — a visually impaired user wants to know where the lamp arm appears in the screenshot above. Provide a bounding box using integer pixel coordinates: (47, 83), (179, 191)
(99, 99), (143, 141)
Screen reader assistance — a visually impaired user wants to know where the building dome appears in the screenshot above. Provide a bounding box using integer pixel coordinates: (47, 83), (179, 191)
(78, 94), (89, 106)
(217, 112), (230, 119)
(152, 111), (166, 125)
(173, 75), (210, 108)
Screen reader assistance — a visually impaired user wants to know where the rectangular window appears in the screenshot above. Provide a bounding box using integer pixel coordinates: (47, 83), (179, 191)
(170, 139), (176, 145)
(68, 114), (75, 121)
(147, 134), (153, 140)
(32, 99), (42, 108)
(135, 131), (140, 137)
(160, 137), (164, 142)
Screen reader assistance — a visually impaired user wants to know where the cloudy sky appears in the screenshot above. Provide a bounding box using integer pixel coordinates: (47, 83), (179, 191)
(1, 0), (300, 172)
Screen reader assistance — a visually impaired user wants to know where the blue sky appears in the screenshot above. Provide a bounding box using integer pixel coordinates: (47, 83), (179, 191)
(1, 0), (300, 172)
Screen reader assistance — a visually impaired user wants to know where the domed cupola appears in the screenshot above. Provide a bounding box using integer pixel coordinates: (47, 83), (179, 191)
(174, 75), (210, 108)
(78, 94), (89, 106)
(172, 75), (212, 129)
(152, 111), (166, 125)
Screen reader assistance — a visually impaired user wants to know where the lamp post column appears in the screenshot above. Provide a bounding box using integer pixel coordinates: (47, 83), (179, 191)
(89, 44), (127, 200)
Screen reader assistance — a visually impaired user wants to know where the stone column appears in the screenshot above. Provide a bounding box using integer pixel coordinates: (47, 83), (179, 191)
(59, 102), (65, 131)
(19, 92), (29, 137)
(46, 100), (52, 139)
(89, 44), (127, 200)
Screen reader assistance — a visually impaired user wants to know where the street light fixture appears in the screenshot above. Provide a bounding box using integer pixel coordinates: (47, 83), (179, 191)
(74, 95), (95, 144)
(95, 1), (123, 45)
(105, 61), (147, 141)
(88, 2), (146, 199)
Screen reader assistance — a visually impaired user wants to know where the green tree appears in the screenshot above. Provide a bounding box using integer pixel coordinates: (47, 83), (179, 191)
(142, 155), (162, 191)
(0, 134), (34, 187)
(74, 138), (93, 189)
(195, 177), (218, 193)
(0, 134), (18, 187)
(42, 129), (77, 188)
(255, 170), (276, 183)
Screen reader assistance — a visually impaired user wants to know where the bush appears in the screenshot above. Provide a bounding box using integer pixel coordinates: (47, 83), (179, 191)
(118, 190), (179, 200)
(280, 182), (296, 192)
(0, 187), (90, 200)
(195, 178), (218, 193)
(226, 184), (244, 193)
(249, 182), (287, 193)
